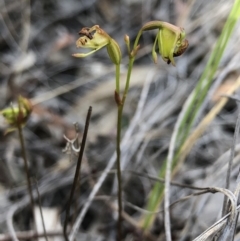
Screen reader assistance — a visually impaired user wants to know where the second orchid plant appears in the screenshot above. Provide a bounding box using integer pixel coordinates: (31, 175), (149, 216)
(73, 21), (188, 240)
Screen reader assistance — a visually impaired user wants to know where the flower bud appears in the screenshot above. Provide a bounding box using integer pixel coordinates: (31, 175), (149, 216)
(1, 96), (32, 134)
(107, 38), (122, 65)
(124, 35), (130, 45)
(124, 34), (131, 55)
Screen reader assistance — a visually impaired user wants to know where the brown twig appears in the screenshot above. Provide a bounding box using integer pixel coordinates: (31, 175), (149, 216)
(73, 123), (81, 226)
(63, 106), (92, 241)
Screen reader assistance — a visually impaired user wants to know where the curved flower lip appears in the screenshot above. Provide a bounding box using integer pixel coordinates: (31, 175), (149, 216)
(165, 38), (189, 65)
(72, 25), (110, 58)
(73, 25), (121, 65)
(173, 39), (189, 57)
(158, 26), (188, 66)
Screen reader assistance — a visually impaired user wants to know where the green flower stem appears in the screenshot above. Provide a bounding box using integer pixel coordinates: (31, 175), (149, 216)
(115, 64), (120, 94)
(121, 29), (142, 106)
(133, 30), (143, 50)
(115, 63), (122, 241)
(121, 57), (135, 106)
(17, 124), (35, 217)
(116, 105), (123, 241)
(115, 30), (143, 240)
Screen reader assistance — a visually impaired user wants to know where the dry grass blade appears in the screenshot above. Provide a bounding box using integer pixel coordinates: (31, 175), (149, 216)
(222, 96), (240, 219)
(232, 175), (240, 240)
(193, 187), (237, 241)
(164, 91), (190, 241)
(0, 231), (65, 241)
(175, 75), (240, 174)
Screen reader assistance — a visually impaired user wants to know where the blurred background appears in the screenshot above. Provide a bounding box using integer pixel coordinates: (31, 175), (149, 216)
(1, 0), (240, 240)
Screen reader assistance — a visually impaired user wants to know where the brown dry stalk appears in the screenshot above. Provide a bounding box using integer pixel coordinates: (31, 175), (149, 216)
(63, 106), (92, 241)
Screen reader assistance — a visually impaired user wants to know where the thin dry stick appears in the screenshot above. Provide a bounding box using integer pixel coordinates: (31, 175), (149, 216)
(232, 174), (240, 241)
(222, 95), (240, 217)
(195, 188), (237, 241)
(63, 106), (92, 241)
(128, 170), (210, 191)
(35, 180), (48, 241)
(225, 96), (240, 241)
(0, 231), (65, 241)
(72, 123), (81, 226)
(20, 0), (31, 52)
(193, 205), (240, 241)
(164, 94), (189, 241)
(125, 189), (219, 215)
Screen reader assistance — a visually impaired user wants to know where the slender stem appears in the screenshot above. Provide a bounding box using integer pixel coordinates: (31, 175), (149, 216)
(115, 57), (137, 241)
(115, 62), (122, 241)
(116, 106), (123, 241)
(122, 29), (142, 106)
(35, 180), (48, 241)
(121, 58), (135, 106)
(63, 106), (92, 241)
(115, 64), (120, 94)
(133, 30), (143, 50)
(114, 30), (143, 241)
(17, 124), (35, 219)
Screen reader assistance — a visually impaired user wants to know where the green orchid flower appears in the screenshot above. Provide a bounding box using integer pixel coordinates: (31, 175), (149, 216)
(1, 96), (32, 134)
(73, 25), (121, 65)
(142, 21), (189, 66)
